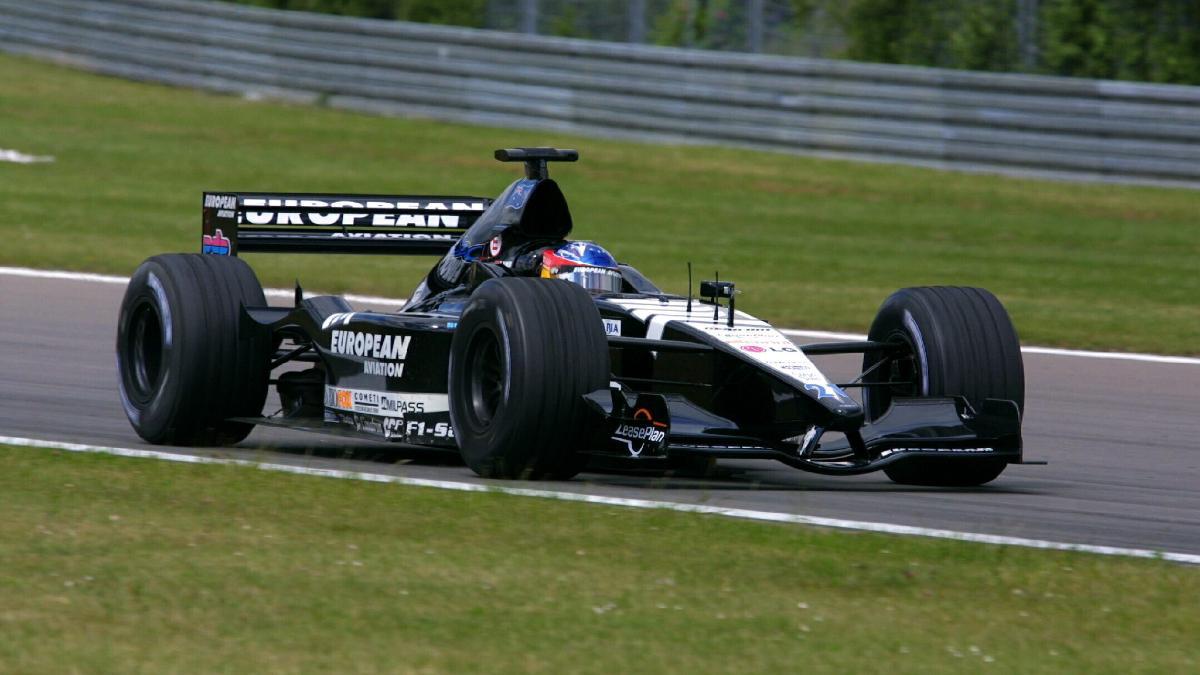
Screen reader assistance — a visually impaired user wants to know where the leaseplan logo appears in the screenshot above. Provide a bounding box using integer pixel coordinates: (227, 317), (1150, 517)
(203, 229), (231, 255)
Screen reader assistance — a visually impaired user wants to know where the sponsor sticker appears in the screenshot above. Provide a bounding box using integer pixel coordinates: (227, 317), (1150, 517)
(488, 235), (503, 258)
(329, 331), (411, 360)
(505, 179), (537, 210)
(329, 328), (411, 380)
(202, 229), (231, 255)
(612, 406), (669, 457)
(602, 319), (622, 336)
(324, 387), (449, 418)
(321, 312), (357, 330)
(804, 383), (849, 401)
(203, 194), (237, 210)
(880, 446), (996, 458)
(238, 198), (485, 228)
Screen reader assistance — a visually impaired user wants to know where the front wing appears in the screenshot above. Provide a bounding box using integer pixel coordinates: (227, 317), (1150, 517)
(584, 391), (1023, 476)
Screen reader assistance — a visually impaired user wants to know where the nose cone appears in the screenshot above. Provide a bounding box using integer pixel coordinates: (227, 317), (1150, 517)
(804, 383), (865, 429)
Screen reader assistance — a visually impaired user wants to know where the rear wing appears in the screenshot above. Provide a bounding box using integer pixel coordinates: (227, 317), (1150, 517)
(201, 192), (492, 256)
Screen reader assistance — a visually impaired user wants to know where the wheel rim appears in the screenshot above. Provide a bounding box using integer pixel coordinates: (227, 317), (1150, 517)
(864, 330), (920, 418)
(884, 330), (921, 398)
(124, 298), (165, 403)
(465, 326), (505, 427)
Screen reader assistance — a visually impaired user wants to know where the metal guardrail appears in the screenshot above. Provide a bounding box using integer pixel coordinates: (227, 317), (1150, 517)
(3, 0), (1199, 188)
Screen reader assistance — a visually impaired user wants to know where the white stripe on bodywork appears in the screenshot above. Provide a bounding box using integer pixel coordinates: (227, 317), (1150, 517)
(607, 298), (832, 387)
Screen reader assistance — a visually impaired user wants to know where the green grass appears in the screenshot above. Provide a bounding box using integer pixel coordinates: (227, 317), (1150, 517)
(1, 445), (1197, 673)
(2, 53), (1198, 354)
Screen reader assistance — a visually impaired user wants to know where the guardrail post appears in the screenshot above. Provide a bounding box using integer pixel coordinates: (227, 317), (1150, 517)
(628, 0), (646, 43)
(519, 0), (538, 35)
(1016, 0), (1039, 69)
(747, 0), (764, 53)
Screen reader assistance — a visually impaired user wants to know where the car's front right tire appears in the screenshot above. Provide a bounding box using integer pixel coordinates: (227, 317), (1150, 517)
(863, 286), (1024, 487)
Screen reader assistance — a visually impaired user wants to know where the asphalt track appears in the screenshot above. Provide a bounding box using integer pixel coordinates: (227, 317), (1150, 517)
(3, 272), (1199, 557)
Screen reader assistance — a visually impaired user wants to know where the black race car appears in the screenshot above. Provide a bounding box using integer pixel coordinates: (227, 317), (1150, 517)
(117, 148), (1028, 486)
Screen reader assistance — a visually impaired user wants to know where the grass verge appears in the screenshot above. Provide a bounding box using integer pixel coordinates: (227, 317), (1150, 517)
(1, 54), (1198, 354)
(1, 445), (1197, 673)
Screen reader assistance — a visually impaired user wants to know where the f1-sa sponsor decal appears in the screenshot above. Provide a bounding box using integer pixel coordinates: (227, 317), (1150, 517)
(384, 417), (455, 440)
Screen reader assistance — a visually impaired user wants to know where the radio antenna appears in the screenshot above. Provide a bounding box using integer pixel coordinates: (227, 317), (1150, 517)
(686, 262), (693, 313)
(727, 286), (735, 328)
(713, 271), (720, 323)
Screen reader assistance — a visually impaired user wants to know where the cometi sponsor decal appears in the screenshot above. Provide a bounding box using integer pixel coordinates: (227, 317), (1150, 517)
(202, 229), (231, 255)
(325, 387), (450, 418)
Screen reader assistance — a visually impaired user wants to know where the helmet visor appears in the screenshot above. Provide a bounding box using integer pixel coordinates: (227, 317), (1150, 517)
(555, 266), (623, 293)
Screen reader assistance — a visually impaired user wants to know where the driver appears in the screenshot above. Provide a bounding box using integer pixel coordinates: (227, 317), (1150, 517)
(535, 241), (623, 294)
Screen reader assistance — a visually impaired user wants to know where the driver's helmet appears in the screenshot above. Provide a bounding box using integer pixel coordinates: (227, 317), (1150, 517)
(540, 241), (622, 293)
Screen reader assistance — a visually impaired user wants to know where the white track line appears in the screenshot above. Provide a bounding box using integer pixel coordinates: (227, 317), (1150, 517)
(2, 434), (1196, 565)
(0, 265), (402, 307)
(776, 328), (1200, 365)
(3, 265), (1197, 365)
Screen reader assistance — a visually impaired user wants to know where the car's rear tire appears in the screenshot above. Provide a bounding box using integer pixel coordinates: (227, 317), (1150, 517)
(863, 286), (1024, 487)
(116, 254), (270, 445)
(448, 277), (609, 479)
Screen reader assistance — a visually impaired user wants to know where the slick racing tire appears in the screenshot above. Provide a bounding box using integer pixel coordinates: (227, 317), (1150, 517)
(116, 254), (270, 445)
(862, 286), (1024, 487)
(448, 277), (610, 479)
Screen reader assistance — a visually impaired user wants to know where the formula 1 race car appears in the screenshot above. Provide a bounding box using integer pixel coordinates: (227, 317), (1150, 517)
(117, 148), (1027, 486)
